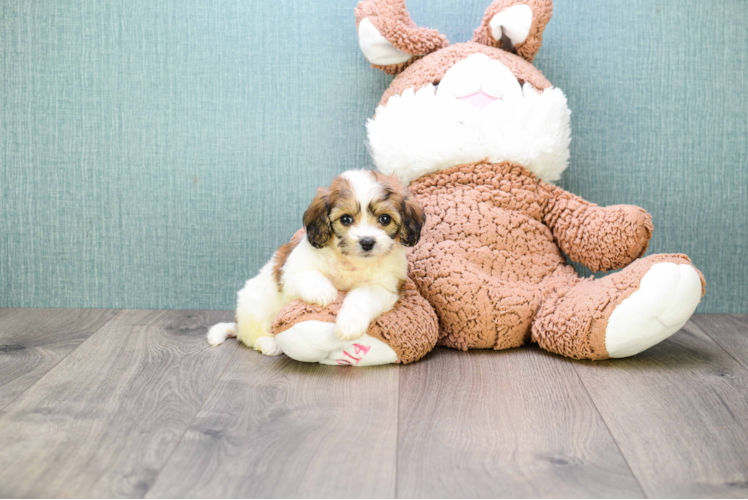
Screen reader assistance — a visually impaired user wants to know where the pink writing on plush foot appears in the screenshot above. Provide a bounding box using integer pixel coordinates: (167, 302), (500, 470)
(336, 345), (371, 366)
(353, 344), (371, 355)
(343, 351), (362, 363)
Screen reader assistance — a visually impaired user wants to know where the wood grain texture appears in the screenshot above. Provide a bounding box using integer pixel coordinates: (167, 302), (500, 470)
(396, 347), (643, 498)
(0, 308), (119, 409)
(572, 321), (748, 498)
(1, 311), (747, 498)
(0, 309), (236, 498)
(146, 354), (399, 499)
(691, 315), (748, 370)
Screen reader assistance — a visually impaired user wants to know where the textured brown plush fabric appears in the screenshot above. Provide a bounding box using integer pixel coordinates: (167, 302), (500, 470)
(541, 184), (654, 272)
(472, 0), (553, 62)
(272, 278), (439, 364)
(354, 0), (449, 75)
(378, 42), (551, 107)
(407, 161), (705, 357)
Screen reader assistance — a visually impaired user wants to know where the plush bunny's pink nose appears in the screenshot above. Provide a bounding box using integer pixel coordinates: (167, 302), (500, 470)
(458, 91), (499, 108)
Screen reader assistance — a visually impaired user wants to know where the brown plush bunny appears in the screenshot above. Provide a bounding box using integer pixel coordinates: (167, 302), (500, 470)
(270, 0), (705, 365)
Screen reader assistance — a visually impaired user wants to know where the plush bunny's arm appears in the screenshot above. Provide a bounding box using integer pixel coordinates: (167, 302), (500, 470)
(542, 184), (653, 272)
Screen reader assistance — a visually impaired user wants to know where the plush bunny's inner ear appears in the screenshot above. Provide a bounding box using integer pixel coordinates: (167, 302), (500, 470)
(355, 0), (449, 75)
(473, 0), (553, 62)
(358, 18), (411, 66)
(489, 4), (533, 51)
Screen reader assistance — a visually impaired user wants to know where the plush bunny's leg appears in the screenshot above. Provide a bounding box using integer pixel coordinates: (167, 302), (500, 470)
(533, 254), (705, 360)
(271, 279), (439, 365)
(410, 240), (542, 351)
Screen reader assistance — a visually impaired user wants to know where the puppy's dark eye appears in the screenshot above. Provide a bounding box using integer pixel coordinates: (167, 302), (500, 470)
(340, 215), (353, 226)
(378, 214), (391, 226)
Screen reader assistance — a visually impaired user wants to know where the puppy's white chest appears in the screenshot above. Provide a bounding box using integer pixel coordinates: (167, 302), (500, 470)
(328, 261), (375, 291)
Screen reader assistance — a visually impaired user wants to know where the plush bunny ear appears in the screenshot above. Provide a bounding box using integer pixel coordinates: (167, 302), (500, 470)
(355, 0), (449, 75)
(473, 0), (553, 62)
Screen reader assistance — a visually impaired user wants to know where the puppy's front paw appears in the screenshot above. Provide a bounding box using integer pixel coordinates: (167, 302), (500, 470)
(301, 282), (338, 308)
(335, 310), (370, 341)
(255, 336), (283, 356)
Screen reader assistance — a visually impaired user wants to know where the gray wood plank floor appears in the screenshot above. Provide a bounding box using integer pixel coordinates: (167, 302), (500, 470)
(0, 308), (118, 410)
(147, 355), (399, 498)
(397, 348), (643, 498)
(571, 321), (748, 498)
(691, 315), (748, 370)
(0, 309), (236, 498)
(0, 310), (746, 498)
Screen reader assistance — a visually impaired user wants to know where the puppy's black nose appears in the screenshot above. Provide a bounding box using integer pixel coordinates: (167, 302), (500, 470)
(360, 238), (376, 252)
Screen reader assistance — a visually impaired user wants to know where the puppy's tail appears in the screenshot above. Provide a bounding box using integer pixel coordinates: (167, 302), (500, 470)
(207, 322), (237, 346)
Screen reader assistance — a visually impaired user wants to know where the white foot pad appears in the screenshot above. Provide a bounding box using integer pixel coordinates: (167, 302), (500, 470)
(275, 321), (398, 366)
(605, 263), (702, 358)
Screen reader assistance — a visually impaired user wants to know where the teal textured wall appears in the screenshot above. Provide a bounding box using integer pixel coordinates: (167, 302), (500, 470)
(1, 0), (746, 312)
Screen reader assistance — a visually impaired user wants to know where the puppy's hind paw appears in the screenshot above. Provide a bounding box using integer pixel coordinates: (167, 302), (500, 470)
(207, 322), (237, 346)
(256, 336), (283, 356)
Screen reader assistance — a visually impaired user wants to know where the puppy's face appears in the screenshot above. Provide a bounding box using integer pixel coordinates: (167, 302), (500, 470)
(303, 170), (425, 259)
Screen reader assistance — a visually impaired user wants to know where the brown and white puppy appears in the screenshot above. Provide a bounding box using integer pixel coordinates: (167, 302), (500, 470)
(207, 169), (425, 356)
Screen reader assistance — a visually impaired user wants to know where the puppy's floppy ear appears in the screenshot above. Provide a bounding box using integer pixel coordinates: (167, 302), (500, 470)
(303, 188), (332, 249)
(398, 194), (425, 247)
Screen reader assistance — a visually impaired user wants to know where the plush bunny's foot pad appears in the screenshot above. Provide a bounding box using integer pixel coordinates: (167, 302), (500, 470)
(275, 321), (397, 366)
(605, 262), (703, 358)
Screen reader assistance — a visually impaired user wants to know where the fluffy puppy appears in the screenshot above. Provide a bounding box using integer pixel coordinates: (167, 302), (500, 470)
(207, 170), (425, 356)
